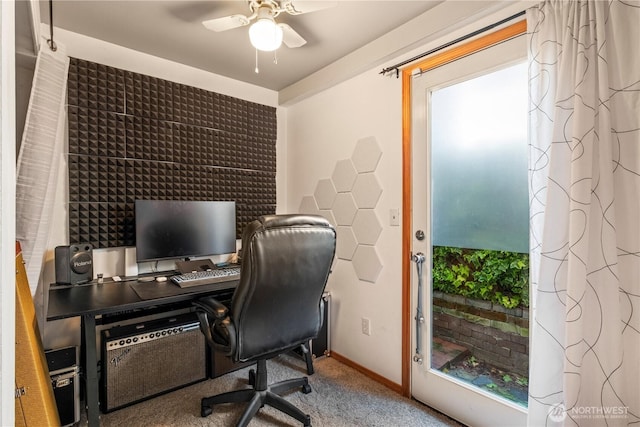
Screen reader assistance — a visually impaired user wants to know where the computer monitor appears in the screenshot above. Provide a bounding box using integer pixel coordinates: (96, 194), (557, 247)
(134, 200), (236, 263)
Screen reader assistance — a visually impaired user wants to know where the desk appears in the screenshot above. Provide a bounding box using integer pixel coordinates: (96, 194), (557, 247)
(47, 278), (239, 427)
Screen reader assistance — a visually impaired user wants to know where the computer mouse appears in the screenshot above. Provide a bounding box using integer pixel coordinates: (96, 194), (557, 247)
(156, 276), (167, 282)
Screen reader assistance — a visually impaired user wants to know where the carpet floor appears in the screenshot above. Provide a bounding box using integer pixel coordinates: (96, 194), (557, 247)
(98, 354), (464, 427)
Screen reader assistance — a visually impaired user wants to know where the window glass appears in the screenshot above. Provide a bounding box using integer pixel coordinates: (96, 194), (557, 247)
(431, 62), (528, 253)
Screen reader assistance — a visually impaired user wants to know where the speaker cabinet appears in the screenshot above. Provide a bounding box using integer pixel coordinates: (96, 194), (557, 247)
(55, 244), (93, 284)
(101, 313), (207, 412)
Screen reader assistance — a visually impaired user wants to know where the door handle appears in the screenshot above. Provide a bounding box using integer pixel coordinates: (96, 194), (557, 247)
(412, 252), (425, 364)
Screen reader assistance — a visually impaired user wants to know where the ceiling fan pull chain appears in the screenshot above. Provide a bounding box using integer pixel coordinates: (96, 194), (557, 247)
(255, 48), (260, 74)
(273, 50), (278, 65)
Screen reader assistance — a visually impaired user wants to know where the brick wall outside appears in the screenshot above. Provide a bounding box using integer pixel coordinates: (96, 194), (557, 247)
(433, 292), (529, 376)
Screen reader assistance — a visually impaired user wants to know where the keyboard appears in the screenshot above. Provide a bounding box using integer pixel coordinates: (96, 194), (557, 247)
(171, 267), (241, 288)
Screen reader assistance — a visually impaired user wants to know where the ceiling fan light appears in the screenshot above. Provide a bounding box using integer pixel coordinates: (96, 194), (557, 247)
(249, 18), (283, 51)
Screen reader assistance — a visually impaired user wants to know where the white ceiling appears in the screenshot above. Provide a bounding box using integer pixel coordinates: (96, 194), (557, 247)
(36, 0), (443, 92)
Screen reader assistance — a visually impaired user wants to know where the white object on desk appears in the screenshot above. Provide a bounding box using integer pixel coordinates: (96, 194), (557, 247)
(156, 276), (167, 282)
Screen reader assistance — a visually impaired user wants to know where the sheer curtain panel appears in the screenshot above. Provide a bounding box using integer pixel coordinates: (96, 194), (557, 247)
(527, 1), (640, 426)
(16, 39), (69, 294)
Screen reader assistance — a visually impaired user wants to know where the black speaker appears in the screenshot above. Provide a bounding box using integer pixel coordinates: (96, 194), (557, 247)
(55, 244), (93, 284)
(100, 313), (207, 412)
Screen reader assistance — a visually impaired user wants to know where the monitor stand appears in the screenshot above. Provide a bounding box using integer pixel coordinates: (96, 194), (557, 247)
(175, 259), (215, 274)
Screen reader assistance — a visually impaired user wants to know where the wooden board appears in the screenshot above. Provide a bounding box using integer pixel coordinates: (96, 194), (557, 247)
(15, 241), (60, 426)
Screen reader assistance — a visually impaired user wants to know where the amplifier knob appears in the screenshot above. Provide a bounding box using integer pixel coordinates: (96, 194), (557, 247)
(119, 340), (125, 345)
(161, 331), (166, 336)
(167, 330), (173, 335)
(173, 328), (179, 333)
(179, 327), (183, 332)
(133, 337), (139, 342)
(126, 338), (132, 344)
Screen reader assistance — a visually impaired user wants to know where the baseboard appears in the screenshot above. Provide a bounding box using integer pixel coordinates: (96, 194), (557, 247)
(329, 352), (402, 394)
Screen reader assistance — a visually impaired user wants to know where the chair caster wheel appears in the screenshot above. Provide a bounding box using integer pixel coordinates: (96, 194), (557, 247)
(304, 414), (311, 426)
(201, 405), (213, 417)
(302, 383), (312, 394)
(248, 369), (256, 386)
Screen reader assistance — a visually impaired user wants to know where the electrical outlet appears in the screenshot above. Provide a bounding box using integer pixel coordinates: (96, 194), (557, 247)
(361, 317), (371, 336)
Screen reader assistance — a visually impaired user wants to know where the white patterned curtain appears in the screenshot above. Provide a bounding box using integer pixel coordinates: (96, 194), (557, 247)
(16, 39), (69, 294)
(527, 1), (640, 426)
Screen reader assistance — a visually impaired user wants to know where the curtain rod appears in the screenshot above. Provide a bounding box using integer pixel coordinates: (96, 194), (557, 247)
(47, 0), (57, 52)
(380, 10), (525, 78)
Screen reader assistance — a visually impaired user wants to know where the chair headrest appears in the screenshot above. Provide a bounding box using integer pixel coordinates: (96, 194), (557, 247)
(252, 214), (331, 231)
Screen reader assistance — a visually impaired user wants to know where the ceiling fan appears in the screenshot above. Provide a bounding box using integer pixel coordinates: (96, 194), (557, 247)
(202, 0), (338, 52)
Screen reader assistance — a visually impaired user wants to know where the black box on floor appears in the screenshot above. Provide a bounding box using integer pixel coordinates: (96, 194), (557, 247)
(312, 292), (331, 358)
(210, 348), (253, 378)
(45, 346), (80, 427)
(293, 292), (331, 363)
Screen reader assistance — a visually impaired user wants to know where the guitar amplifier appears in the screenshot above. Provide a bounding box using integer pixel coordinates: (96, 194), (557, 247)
(101, 312), (207, 412)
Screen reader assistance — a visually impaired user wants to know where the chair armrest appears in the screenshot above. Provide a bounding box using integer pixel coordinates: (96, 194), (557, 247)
(193, 296), (228, 320)
(193, 296), (235, 357)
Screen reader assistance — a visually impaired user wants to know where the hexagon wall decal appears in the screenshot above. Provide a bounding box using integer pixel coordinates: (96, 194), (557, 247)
(352, 245), (382, 283)
(351, 136), (382, 173)
(332, 193), (358, 226)
(318, 209), (337, 227)
(314, 179), (336, 210)
(331, 159), (357, 193)
(298, 196), (319, 215)
(336, 226), (358, 260)
(297, 134), (385, 284)
(352, 210), (382, 246)
(352, 173), (382, 209)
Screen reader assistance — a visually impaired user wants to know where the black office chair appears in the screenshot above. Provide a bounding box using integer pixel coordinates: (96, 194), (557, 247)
(193, 214), (336, 427)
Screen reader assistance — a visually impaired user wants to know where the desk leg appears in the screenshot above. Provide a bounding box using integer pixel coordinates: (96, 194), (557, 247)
(81, 314), (100, 427)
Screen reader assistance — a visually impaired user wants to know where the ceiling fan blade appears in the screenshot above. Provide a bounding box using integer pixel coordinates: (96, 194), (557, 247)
(202, 14), (250, 32)
(280, 23), (307, 48)
(281, 0), (338, 15)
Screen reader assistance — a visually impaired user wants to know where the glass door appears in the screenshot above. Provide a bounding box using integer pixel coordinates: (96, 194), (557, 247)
(410, 34), (529, 426)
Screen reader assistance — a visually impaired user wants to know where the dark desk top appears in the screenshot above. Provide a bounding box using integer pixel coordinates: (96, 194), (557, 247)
(47, 278), (238, 321)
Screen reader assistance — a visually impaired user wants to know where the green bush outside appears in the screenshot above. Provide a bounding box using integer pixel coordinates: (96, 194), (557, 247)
(432, 246), (529, 309)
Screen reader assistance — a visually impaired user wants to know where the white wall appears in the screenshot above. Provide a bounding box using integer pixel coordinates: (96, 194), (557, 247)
(286, 73), (404, 382)
(284, 2), (530, 385)
(41, 27), (285, 349)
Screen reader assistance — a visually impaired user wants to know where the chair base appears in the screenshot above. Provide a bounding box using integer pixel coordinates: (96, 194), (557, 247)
(201, 359), (312, 427)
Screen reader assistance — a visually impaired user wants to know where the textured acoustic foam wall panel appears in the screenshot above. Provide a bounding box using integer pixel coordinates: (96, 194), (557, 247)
(67, 58), (276, 248)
